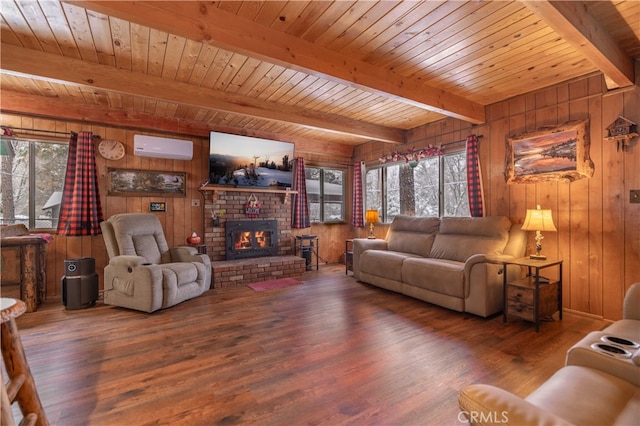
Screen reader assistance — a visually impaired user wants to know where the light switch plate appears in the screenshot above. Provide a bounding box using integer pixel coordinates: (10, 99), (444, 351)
(631, 190), (640, 204)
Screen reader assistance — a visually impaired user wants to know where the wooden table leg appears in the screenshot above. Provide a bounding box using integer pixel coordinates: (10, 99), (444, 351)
(1, 303), (49, 426)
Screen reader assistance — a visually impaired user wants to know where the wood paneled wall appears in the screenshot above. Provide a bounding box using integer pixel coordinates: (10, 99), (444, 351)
(1, 114), (212, 299)
(354, 73), (640, 321)
(0, 113), (354, 300)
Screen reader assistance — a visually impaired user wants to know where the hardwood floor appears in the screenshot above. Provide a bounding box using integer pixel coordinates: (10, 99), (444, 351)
(6, 264), (609, 426)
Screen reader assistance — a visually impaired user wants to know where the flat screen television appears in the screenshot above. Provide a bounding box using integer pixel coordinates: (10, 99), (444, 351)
(209, 131), (295, 189)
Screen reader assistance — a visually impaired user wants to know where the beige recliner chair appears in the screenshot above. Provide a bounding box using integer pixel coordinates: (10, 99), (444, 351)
(458, 283), (640, 425)
(101, 213), (211, 313)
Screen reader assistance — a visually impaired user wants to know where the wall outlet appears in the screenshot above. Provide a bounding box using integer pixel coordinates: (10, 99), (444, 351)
(192, 199), (200, 207)
(631, 190), (640, 204)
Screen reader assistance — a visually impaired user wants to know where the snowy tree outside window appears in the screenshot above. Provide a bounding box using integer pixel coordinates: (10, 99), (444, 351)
(305, 167), (345, 223)
(365, 151), (469, 222)
(0, 137), (68, 229)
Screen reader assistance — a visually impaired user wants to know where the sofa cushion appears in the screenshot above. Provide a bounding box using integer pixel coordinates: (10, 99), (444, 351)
(526, 365), (639, 426)
(109, 213), (171, 264)
(359, 250), (418, 282)
(387, 215), (440, 257)
(402, 258), (464, 297)
(430, 216), (511, 262)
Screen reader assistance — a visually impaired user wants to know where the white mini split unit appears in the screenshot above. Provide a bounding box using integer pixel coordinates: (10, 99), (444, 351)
(133, 135), (193, 160)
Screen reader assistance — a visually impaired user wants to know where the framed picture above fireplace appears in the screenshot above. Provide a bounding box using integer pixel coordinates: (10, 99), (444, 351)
(208, 131), (295, 189)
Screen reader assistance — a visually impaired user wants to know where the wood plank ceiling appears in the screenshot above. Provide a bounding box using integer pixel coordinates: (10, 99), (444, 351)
(1, 1), (638, 148)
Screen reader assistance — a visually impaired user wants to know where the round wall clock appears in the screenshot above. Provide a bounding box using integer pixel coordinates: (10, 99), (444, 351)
(98, 139), (125, 160)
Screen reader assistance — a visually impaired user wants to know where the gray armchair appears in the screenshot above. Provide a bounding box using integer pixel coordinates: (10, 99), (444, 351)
(101, 213), (211, 313)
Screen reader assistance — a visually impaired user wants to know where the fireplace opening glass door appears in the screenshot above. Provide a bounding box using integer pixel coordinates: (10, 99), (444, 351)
(226, 220), (278, 260)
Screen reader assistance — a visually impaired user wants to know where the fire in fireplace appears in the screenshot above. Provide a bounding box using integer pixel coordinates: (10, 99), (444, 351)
(226, 220), (279, 260)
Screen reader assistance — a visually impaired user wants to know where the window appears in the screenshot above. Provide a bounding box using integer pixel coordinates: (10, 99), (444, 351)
(365, 151), (469, 221)
(305, 167), (345, 223)
(0, 137), (69, 229)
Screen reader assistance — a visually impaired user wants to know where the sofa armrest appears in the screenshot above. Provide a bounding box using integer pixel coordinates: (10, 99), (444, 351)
(463, 254), (515, 286)
(352, 238), (388, 280)
(623, 283), (640, 320)
(103, 261), (164, 312)
(352, 238), (388, 251)
(109, 255), (149, 268)
(170, 246), (211, 267)
(458, 384), (573, 426)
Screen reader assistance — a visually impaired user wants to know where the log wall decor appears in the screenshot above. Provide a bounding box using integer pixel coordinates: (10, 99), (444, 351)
(505, 119), (594, 184)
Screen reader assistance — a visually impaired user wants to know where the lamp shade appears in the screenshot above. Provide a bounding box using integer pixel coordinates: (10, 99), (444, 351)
(521, 207), (557, 232)
(365, 209), (379, 224)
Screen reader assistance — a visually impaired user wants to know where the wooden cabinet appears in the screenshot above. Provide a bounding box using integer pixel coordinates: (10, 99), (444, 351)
(0, 235), (48, 312)
(506, 279), (558, 322)
(503, 257), (563, 332)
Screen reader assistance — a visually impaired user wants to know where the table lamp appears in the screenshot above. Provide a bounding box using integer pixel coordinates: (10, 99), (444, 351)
(365, 209), (379, 239)
(521, 205), (557, 260)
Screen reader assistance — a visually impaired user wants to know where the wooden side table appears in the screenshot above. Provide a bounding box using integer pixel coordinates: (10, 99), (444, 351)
(503, 257), (563, 332)
(345, 239), (353, 275)
(295, 235), (319, 271)
(1, 298), (49, 426)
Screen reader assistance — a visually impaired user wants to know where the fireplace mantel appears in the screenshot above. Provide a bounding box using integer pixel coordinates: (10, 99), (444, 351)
(199, 185), (298, 194)
(199, 185), (297, 203)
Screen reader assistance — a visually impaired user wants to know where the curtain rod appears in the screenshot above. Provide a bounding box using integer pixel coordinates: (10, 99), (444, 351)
(440, 134), (483, 148)
(2, 127), (101, 138)
(303, 158), (353, 167)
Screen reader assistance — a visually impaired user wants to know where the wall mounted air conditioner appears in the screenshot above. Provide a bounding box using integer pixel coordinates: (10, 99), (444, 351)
(133, 135), (193, 160)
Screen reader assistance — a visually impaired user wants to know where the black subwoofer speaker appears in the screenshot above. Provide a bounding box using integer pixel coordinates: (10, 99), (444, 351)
(62, 257), (99, 310)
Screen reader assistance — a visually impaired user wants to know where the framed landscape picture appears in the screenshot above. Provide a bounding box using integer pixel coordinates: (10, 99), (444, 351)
(504, 119), (594, 184)
(107, 168), (187, 197)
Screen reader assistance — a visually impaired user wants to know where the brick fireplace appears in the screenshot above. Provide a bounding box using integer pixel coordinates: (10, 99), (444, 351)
(202, 188), (305, 288)
(203, 189), (294, 260)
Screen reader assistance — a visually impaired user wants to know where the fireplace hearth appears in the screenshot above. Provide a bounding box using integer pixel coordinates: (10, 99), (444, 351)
(226, 220), (279, 260)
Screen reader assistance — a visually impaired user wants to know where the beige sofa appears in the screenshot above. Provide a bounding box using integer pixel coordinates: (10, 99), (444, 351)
(353, 215), (526, 317)
(458, 283), (640, 425)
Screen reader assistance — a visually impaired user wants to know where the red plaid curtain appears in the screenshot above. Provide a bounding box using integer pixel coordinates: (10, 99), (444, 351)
(57, 131), (104, 235)
(291, 157), (310, 229)
(466, 134), (484, 217)
(351, 162), (364, 227)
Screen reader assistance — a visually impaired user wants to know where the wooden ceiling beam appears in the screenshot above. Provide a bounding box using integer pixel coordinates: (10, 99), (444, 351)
(0, 90), (354, 158)
(63, 0), (485, 124)
(521, 0), (635, 89)
(0, 43), (403, 144)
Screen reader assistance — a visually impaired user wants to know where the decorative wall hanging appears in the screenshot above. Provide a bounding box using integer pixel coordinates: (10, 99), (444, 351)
(379, 145), (443, 168)
(605, 116), (638, 152)
(107, 168), (186, 196)
(211, 208), (226, 227)
(244, 193), (261, 218)
(504, 119), (594, 184)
